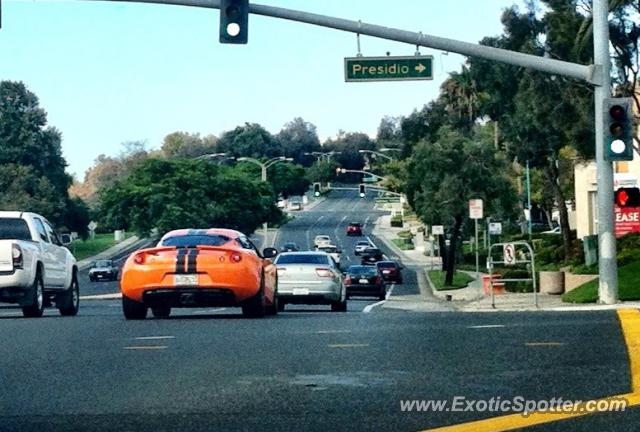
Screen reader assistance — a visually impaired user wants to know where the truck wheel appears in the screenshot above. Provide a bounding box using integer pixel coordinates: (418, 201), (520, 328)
(57, 272), (80, 316)
(22, 272), (45, 318)
(122, 295), (148, 320)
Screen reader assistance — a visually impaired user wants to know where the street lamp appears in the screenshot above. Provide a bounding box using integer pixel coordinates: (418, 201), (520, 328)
(358, 149), (394, 161)
(237, 156), (294, 245)
(379, 147), (402, 153)
(304, 151), (341, 162)
(195, 152), (228, 160)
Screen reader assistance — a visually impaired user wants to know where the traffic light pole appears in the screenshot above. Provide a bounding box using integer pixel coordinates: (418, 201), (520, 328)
(593, 0), (617, 304)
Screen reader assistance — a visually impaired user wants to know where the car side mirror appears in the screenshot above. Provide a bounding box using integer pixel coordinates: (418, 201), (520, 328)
(262, 247), (278, 259)
(60, 234), (72, 245)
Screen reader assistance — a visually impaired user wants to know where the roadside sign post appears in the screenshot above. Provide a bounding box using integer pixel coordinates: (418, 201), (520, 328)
(432, 225), (444, 271)
(87, 221), (98, 240)
(469, 199), (483, 293)
(487, 242), (537, 309)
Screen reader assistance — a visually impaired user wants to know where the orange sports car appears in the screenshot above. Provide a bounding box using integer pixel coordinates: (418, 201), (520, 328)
(120, 228), (279, 319)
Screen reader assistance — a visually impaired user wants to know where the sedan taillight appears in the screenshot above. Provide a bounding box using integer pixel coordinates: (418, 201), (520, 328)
(133, 253), (145, 265)
(12, 244), (23, 269)
(316, 268), (333, 278)
(230, 252), (242, 263)
(277, 267), (286, 276)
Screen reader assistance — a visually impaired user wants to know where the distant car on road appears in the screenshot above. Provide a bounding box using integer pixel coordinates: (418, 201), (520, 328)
(541, 226), (561, 235)
(361, 247), (384, 265)
(280, 242), (299, 252)
(346, 222), (363, 236)
(119, 228), (279, 319)
(89, 259), (119, 282)
(354, 240), (372, 256)
(314, 235), (332, 249)
(316, 244), (342, 266)
(376, 261), (404, 284)
(288, 201), (302, 211)
(344, 265), (386, 300)
(274, 251), (346, 312)
(0, 211), (79, 318)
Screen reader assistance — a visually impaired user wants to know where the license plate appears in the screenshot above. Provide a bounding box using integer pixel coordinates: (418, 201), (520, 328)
(382, 270), (390, 274)
(292, 288), (309, 295)
(175, 274), (198, 285)
(359, 278), (369, 284)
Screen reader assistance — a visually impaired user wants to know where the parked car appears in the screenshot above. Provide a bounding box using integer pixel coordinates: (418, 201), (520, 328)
(344, 265), (386, 300)
(120, 228), (279, 319)
(376, 260), (404, 284)
(88, 259), (119, 282)
(288, 201), (302, 211)
(346, 222), (363, 236)
(280, 242), (299, 252)
(361, 247), (384, 265)
(274, 251), (346, 312)
(0, 211), (79, 317)
(316, 244), (342, 266)
(354, 240), (372, 256)
(314, 235), (332, 248)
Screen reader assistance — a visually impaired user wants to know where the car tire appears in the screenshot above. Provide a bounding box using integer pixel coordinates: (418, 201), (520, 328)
(265, 281), (278, 316)
(277, 301), (285, 312)
(151, 306), (171, 318)
(331, 299), (347, 312)
(57, 271), (80, 316)
(22, 270), (45, 318)
(122, 295), (148, 320)
(89, 276), (95, 282)
(242, 279), (266, 318)
(378, 289), (386, 301)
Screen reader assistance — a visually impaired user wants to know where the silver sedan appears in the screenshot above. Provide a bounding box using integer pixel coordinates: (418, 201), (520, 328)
(274, 251), (347, 312)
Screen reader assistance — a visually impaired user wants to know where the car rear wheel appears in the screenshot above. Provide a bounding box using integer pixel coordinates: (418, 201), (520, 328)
(122, 295), (148, 320)
(331, 299), (347, 312)
(242, 278), (266, 318)
(378, 289), (386, 301)
(151, 305), (171, 318)
(22, 271), (45, 318)
(57, 271), (80, 316)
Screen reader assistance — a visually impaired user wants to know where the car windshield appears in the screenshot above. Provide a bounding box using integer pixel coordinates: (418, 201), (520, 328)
(275, 254), (330, 265)
(94, 260), (112, 267)
(0, 219), (32, 241)
(347, 266), (378, 276)
(161, 234), (231, 247)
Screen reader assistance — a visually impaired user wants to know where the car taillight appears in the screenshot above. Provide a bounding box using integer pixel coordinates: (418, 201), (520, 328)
(374, 276), (381, 284)
(230, 252), (242, 263)
(316, 268), (333, 278)
(12, 244), (23, 269)
(133, 253), (145, 265)
(277, 267), (286, 276)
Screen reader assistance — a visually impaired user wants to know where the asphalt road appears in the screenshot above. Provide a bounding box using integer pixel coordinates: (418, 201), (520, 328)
(0, 190), (638, 432)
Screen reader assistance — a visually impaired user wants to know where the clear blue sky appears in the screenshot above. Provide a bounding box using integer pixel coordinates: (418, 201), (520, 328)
(1, 0), (522, 179)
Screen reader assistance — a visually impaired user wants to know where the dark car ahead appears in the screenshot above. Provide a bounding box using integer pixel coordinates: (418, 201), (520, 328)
(376, 261), (403, 284)
(281, 242), (299, 252)
(344, 265), (386, 300)
(88, 259), (119, 282)
(346, 222), (363, 236)
(360, 247), (384, 265)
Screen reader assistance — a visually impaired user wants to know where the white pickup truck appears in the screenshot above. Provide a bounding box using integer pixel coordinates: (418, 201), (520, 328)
(0, 211), (79, 317)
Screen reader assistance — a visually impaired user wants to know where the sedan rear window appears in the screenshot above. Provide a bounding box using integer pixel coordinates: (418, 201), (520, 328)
(0, 218), (32, 241)
(347, 266), (378, 276)
(377, 262), (396, 268)
(275, 254), (330, 265)
(161, 234), (231, 247)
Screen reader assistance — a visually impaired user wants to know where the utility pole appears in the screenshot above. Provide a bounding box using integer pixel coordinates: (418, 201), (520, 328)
(593, 0), (617, 304)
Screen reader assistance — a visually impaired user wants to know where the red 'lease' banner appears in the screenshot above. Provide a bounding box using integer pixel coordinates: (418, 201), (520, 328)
(615, 205), (640, 238)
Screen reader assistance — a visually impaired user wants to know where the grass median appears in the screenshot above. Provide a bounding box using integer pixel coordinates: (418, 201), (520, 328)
(428, 270), (474, 291)
(562, 260), (640, 303)
(69, 233), (130, 261)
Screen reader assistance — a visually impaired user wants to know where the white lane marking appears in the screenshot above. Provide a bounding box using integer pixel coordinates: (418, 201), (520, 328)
(124, 346), (168, 350)
(467, 325), (506, 329)
(135, 336), (176, 340)
(0, 311), (22, 317)
(305, 215), (324, 250)
(80, 293), (122, 300)
(366, 236), (377, 248)
(317, 330), (352, 334)
(346, 255), (352, 262)
(191, 308), (226, 315)
(333, 215), (348, 248)
(328, 344), (369, 348)
(362, 284), (395, 313)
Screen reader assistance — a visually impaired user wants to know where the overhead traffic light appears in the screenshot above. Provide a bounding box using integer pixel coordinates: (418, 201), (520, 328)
(359, 184), (365, 198)
(604, 98), (634, 161)
(313, 183), (321, 197)
(219, 0), (249, 44)
(614, 188), (640, 208)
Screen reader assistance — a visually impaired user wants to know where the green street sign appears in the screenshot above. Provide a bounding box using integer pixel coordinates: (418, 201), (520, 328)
(344, 55), (434, 82)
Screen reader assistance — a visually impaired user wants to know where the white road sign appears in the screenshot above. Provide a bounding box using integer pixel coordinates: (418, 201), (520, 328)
(432, 225), (444, 235)
(489, 222), (502, 235)
(469, 199), (483, 219)
(87, 221), (98, 231)
(503, 243), (516, 266)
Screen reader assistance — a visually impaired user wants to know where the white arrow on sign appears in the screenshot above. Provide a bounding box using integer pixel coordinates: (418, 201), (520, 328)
(415, 63), (426, 73)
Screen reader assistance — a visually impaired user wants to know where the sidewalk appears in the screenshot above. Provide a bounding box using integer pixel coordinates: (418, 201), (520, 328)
(76, 235), (143, 270)
(371, 214), (640, 313)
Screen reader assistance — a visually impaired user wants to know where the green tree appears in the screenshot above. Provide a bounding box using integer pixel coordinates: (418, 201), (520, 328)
(217, 123), (282, 159)
(306, 160), (339, 184)
(161, 132), (218, 159)
(408, 126), (516, 285)
(99, 159), (281, 236)
(277, 118), (321, 166)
